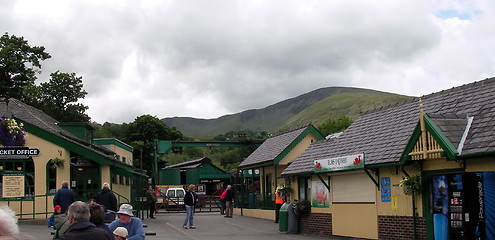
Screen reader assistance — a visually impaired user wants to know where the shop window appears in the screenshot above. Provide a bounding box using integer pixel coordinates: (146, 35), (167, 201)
(111, 173), (117, 184)
(298, 177), (309, 200)
(0, 159), (35, 198)
(125, 176), (130, 186)
(119, 175), (124, 185)
(331, 173), (375, 203)
(46, 162), (57, 194)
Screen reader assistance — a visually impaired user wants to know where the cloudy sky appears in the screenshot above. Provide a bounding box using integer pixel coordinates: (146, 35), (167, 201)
(2, 0), (494, 124)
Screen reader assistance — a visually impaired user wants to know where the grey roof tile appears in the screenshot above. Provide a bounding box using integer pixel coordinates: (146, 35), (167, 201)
(283, 77), (495, 176)
(238, 126), (309, 168)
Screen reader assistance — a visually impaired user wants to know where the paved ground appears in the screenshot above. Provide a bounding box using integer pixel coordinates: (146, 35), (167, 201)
(19, 212), (341, 240)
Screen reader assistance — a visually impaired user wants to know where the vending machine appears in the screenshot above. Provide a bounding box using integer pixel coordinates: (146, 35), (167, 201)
(432, 173), (487, 240)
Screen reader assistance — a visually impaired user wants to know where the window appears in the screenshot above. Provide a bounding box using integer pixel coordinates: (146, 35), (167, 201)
(122, 157), (126, 163)
(46, 162), (57, 194)
(0, 159), (35, 198)
(298, 177), (310, 200)
(111, 173), (117, 184)
(331, 172), (376, 203)
(119, 175), (124, 185)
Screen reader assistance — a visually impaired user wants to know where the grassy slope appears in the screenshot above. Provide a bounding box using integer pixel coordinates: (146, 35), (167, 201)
(162, 87), (413, 136)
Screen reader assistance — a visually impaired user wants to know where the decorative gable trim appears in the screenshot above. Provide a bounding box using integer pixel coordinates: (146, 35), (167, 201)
(273, 123), (324, 166)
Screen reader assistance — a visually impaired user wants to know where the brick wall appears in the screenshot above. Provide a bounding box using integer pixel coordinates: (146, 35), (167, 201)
(298, 212), (332, 236)
(378, 215), (426, 240)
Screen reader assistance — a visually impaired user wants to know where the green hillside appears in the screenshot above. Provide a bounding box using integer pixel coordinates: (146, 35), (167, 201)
(162, 87), (414, 136)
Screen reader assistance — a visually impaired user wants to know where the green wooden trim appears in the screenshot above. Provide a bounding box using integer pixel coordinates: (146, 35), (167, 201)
(22, 122), (133, 172)
(238, 161), (273, 170)
(280, 171), (313, 177)
(274, 124), (324, 166)
(423, 115), (458, 160)
(399, 122), (422, 164)
(458, 150), (495, 159)
(93, 138), (134, 152)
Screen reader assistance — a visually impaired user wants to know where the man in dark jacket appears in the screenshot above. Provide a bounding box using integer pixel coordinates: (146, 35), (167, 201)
(145, 185), (158, 219)
(224, 185), (235, 218)
(60, 201), (113, 240)
(54, 181), (76, 213)
(95, 182), (118, 220)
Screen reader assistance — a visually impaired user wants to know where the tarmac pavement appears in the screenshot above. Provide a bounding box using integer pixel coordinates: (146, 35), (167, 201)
(18, 212), (344, 240)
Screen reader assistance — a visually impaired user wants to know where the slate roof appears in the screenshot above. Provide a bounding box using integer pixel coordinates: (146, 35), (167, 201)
(0, 98), (132, 168)
(428, 114), (468, 150)
(282, 77), (495, 175)
(238, 125), (310, 168)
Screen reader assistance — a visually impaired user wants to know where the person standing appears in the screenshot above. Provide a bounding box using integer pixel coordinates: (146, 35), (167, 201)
(224, 185), (235, 218)
(54, 181), (76, 213)
(108, 204), (145, 240)
(274, 190), (287, 223)
(95, 182), (117, 212)
(145, 185), (158, 219)
(59, 201), (113, 240)
(182, 184), (198, 229)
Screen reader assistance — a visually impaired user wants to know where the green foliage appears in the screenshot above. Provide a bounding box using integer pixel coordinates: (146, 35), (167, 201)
(292, 199), (311, 216)
(317, 116), (354, 137)
(94, 122), (126, 139)
(123, 115), (183, 173)
(0, 33), (51, 100)
(36, 71), (89, 122)
(399, 174), (422, 195)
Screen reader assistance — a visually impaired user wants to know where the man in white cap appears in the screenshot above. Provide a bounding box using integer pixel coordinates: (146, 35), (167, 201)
(108, 204), (145, 240)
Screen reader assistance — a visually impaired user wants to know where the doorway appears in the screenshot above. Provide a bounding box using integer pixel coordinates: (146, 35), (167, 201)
(71, 165), (100, 202)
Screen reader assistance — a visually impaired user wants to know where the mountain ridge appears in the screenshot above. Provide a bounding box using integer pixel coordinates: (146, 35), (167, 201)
(162, 87), (413, 136)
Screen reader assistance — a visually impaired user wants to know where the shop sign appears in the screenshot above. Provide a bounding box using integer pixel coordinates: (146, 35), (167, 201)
(2, 173), (25, 198)
(314, 153), (364, 173)
(0, 147), (40, 159)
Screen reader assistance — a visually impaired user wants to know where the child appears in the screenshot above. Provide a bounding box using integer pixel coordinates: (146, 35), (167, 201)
(48, 205), (62, 229)
(113, 227), (128, 240)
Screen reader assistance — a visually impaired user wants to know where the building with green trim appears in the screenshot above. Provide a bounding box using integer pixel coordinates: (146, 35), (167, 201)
(0, 98), (142, 218)
(281, 78), (495, 239)
(237, 123), (324, 220)
(158, 157), (231, 195)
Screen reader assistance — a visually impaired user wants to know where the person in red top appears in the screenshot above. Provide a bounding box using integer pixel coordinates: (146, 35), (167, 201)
(274, 190), (287, 223)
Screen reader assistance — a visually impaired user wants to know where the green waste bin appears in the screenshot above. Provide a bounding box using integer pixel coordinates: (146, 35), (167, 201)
(278, 202), (292, 233)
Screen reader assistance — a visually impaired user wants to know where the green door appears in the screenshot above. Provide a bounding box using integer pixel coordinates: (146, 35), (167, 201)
(71, 165), (100, 202)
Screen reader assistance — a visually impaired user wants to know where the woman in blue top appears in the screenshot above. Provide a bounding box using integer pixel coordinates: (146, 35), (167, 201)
(182, 184), (198, 229)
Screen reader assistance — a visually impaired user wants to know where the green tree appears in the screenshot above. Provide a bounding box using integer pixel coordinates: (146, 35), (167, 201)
(0, 33), (51, 99)
(36, 71), (89, 122)
(317, 116), (354, 137)
(124, 115), (183, 174)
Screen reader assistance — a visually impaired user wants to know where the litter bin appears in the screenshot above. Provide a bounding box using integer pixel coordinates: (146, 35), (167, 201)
(286, 203), (298, 234)
(278, 202), (292, 233)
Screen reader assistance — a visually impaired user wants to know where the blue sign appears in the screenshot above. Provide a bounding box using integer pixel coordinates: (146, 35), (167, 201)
(381, 177), (391, 202)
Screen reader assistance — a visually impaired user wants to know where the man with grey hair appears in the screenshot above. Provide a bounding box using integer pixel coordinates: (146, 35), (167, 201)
(59, 201), (113, 240)
(0, 205), (20, 237)
(53, 181), (76, 213)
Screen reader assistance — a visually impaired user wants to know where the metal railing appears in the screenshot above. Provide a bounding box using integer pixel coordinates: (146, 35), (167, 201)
(4, 190), (132, 219)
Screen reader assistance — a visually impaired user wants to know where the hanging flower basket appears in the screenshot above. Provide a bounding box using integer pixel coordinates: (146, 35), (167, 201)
(0, 116), (26, 146)
(49, 158), (65, 168)
(399, 174), (422, 195)
(275, 185), (292, 198)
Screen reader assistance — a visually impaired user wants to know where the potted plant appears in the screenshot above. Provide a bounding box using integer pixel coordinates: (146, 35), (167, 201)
(292, 199), (311, 216)
(0, 116), (26, 146)
(399, 174), (422, 195)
